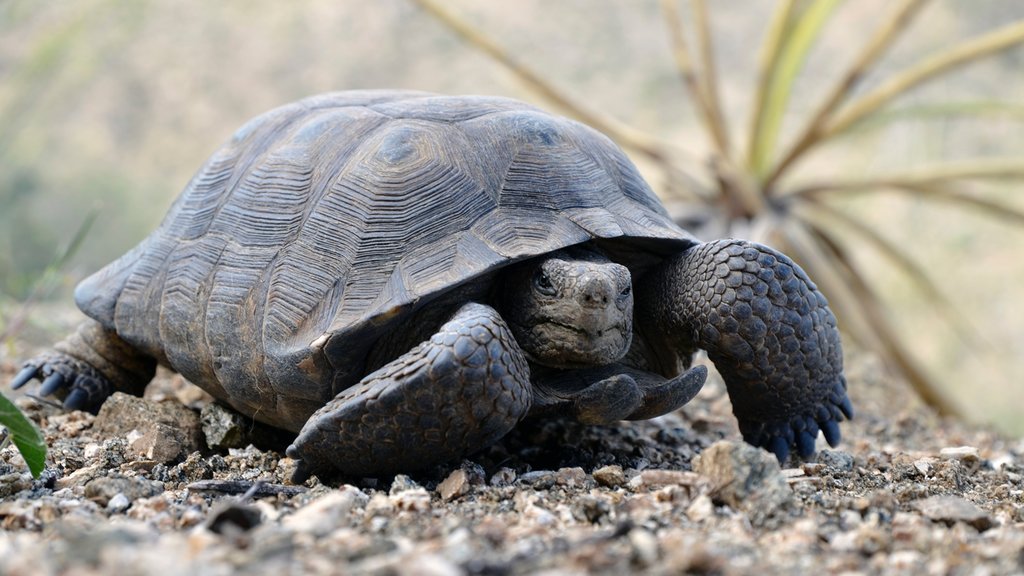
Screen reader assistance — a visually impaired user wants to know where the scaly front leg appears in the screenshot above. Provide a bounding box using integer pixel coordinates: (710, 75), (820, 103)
(639, 239), (852, 463)
(287, 303), (533, 480)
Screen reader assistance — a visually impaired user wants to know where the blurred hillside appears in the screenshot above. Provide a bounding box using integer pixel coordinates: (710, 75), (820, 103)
(1, 1), (1022, 432)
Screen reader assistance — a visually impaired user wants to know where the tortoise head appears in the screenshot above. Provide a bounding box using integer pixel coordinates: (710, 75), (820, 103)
(496, 247), (633, 368)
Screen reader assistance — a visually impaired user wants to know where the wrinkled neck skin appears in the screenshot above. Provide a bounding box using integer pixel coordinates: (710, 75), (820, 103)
(494, 246), (634, 370)
(633, 252), (702, 377)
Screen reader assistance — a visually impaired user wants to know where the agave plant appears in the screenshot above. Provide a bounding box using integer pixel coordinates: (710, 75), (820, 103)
(413, 0), (1024, 417)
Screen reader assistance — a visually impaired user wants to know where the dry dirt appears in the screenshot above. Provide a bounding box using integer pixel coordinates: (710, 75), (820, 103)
(1, 348), (1022, 576)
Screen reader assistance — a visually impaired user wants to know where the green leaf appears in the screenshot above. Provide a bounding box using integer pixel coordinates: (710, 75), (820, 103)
(749, 0), (842, 179)
(0, 391), (46, 478)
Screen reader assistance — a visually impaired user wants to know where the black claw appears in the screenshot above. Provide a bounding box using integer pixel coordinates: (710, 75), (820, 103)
(63, 388), (88, 411)
(838, 396), (854, 419)
(821, 419), (841, 447)
(39, 373), (66, 396)
(288, 448), (313, 484)
(796, 430), (817, 457)
(768, 435), (790, 465)
(11, 366), (39, 389)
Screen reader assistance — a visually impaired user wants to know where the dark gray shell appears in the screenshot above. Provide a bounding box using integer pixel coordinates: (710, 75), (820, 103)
(73, 90), (696, 430)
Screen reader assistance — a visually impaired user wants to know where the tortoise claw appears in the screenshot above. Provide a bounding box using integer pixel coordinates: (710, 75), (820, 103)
(63, 388), (89, 411)
(39, 373), (67, 397)
(821, 419), (841, 447)
(8, 352), (114, 413)
(10, 365), (39, 390)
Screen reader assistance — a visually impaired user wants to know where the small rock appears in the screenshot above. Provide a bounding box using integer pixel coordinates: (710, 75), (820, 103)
(84, 476), (163, 507)
(913, 458), (934, 476)
(554, 467), (587, 487)
(389, 479), (431, 513)
(913, 495), (994, 531)
(489, 467), (516, 487)
(693, 440), (792, 527)
(283, 486), (368, 535)
(686, 494), (715, 522)
(438, 469), (472, 502)
(200, 403), (248, 450)
(627, 469), (698, 490)
(940, 446), (982, 474)
(629, 527), (660, 567)
(389, 474), (420, 495)
(0, 473), (31, 498)
(518, 470), (556, 489)
(106, 493), (131, 513)
(572, 494), (611, 523)
(817, 450), (855, 471)
(93, 393), (202, 463)
(592, 465), (625, 488)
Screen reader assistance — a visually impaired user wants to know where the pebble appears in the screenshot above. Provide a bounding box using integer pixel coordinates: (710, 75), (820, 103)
(489, 467), (516, 487)
(592, 465), (626, 487)
(940, 446), (982, 474)
(83, 476), (163, 507)
(686, 494), (715, 523)
(438, 469), (471, 502)
(106, 493), (131, 513)
(629, 528), (660, 567)
(93, 393), (202, 463)
(817, 450), (855, 471)
(390, 485), (431, 513)
(518, 470), (556, 489)
(554, 467), (587, 487)
(627, 469), (698, 490)
(912, 495), (994, 531)
(200, 403), (248, 450)
(693, 440), (792, 526)
(283, 487), (368, 536)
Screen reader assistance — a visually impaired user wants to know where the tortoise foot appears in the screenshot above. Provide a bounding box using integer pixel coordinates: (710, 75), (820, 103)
(287, 303), (533, 480)
(737, 375), (853, 465)
(10, 351), (113, 413)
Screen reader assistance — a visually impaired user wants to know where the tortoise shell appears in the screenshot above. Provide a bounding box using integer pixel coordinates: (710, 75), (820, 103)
(72, 90), (696, 430)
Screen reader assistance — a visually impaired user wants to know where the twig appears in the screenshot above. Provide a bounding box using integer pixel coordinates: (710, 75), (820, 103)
(765, 0), (930, 191)
(187, 479), (307, 497)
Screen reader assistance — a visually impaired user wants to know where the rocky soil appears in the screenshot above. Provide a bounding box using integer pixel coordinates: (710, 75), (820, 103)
(1, 349), (1022, 575)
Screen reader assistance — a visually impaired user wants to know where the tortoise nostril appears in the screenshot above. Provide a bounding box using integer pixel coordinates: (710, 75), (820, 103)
(580, 276), (614, 308)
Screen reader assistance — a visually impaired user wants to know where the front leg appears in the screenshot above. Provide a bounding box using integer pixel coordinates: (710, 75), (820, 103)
(287, 303), (532, 480)
(639, 239), (852, 463)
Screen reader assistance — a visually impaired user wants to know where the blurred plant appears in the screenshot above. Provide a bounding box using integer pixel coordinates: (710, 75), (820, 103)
(414, 0), (1024, 416)
(0, 391), (46, 478)
(0, 211), (96, 344)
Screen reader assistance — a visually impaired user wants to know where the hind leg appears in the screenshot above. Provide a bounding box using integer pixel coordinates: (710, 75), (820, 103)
(10, 319), (156, 413)
(287, 303), (532, 480)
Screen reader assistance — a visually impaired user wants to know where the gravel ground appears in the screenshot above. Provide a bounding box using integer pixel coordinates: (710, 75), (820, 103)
(1, 349), (1022, 576)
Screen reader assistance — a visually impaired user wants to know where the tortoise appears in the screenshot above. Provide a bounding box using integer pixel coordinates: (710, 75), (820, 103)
(11, 90), (851, 479)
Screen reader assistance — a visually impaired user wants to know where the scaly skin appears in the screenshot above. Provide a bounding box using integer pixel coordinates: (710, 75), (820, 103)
(11, 319), (155, 412)
(287, 302), (533, 479)
(639, 239), (852, 463)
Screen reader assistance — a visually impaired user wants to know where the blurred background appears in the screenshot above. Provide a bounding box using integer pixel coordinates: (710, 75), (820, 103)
(0, 1), (1021, 433)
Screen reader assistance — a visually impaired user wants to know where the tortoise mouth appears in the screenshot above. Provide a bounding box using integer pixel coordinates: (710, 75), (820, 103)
(516, 317), (632, 369)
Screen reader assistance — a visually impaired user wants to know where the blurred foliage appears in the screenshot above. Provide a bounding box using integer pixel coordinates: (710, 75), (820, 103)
(0, 0), (1022, 432)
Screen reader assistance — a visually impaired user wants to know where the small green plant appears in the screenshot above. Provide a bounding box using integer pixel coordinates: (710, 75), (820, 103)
(0, 391), (46, 478)
(414, 0), (1024, 416)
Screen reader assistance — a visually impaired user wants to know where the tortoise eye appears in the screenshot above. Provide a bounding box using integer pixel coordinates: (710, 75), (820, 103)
(533, 270), (556, 295)
(620, 284), (632, 298)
